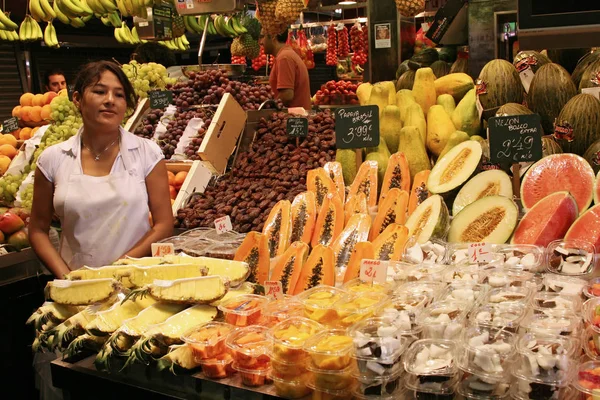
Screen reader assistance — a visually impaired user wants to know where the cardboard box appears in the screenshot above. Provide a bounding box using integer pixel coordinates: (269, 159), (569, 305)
(171, 160), (215, 217)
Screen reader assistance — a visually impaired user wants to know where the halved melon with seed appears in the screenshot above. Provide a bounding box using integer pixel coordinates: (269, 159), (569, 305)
(372, 223), (409, 261)
(324, 161), (346, 204)
(404, 195), (449, 244)
(332, 213), (371, 278)
(408, 170), (431, 216)
(452, 170), (513, 215)
(234, 232), (270, 284)
(344, 193), (368, 225)
(428, 141), (482, 198)
(290, 192), (317, 245)
(379, 152), (411, 203)
(308, 168), (337, 209)
(343, 242), (375, 283)
(312, 192), (344, 248)
(291, 245), (335, 295)
(263, 200), (292, 258)
(271, 241), (309, 294)
(370, 188), (409, 241)
(349, 161), (378, 207)
(448, 195), (518, 244)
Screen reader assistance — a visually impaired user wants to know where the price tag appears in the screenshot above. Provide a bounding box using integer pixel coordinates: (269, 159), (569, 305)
(335, 106), (380, 149)
(2, 117), (19, 133)
(519, 67), (534, 93)
(149, 90), (173, 109)
(488, 114), (543, 163)
(151, 243), (174, 257)
(468, 242), (493, 264)
(359, 259), (388, 284)
(286, 117), (308, 138)
(264, 281), (283, 300)
(214, 215), (233, 234)
(582, 87), (600, 101)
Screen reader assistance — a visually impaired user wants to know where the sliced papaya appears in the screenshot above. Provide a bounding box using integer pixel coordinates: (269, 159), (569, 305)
(344, 192), (368, 225)
(370, 188), (410, 241)
(290, 191), (317, 245)
(270, 241), (309, 294)
(349, 161), (379, 208)
(332, 213), (371, 280)
(380, 152), (411, 203)
(262, 200), (292, 258)
(290, 244), (335, 295)
(311, 192), (344, 248)
(307, 168), (337, 209)
(372, 223), (409, 261)
(408, 170), (431, 216)
(324, 161), (346, 204)
(234, 232), (270, 284)
(343, 242), (375, 283)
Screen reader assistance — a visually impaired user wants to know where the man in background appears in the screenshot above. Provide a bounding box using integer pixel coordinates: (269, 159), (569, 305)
(261, 29), (311, 110)
(44, 68), (67, 93)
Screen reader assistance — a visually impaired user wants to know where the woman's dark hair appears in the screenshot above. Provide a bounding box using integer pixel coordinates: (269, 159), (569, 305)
(133, 42), (177, 68)
(73, 61), (137, 110)
(44, 68), (65, 86)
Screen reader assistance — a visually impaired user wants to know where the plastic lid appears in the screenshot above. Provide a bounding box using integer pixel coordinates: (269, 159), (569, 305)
(387, 292), (428, 311)
(295, 285), (348, 310)
(488, 244), (544, 272)
(342, 278), (394, 294)
(403, 371), (459, 394)
(302, 329), (354, 357)
(469, 302), (526, 330)
(457, 325), (515, 379)
(437, 282), (487, 304)
(520, 311), (581, 338)
(181, 321), (235, 347)
(405, 263), (449, 283)
(403, 339), (457, 377)
(545, 239), (596, 277)
(231, 362), (270, 375)
(456, 373), (510, 399)
(418, 301), (468, 326)
(334, 292), (390, 316)
(267, 317), (322, 349)
(584, 297), (600, 327)
(517, 332), (578, 358)
(394, 281), (446, 304)
(443, 264), (487, 283)
(217, 294), (268, 316)
(584, 277), (600, 299)
(485, 286), (532, 305)
(225, 325), (270, 357)
(347, 317), (410, 362)
(542, 273), (587, 297)
(262, 297), (302, 321)
(532, 292), (581, 316)
(198, 352), (234, 366)
(583, 325), (600, 361)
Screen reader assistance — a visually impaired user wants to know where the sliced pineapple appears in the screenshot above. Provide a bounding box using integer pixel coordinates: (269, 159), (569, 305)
(26, 302), (81, 333)
(113, 257), (169, 266)
(125, 264), (208, 288)
(163, 256), (250, 287)
(64, 334), (107, 358)
(45, 279), (123, 306)
(156, 344), (200, 374)
(125, 276), (229, 305)
(66, 265), (135, 287)
(85, 295), (157, 336)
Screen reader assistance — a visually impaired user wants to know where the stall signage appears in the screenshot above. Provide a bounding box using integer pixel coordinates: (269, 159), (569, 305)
(359, 259), (388, 284)
(488, 114), (543, 163)
(335, 106), (379, 149)
(2, 117), (18, 133)
(468, 242), (493, 264)
(149, 90), (173, 109)
(214, 215), (233, 234)
(286, 117), (308, 137)
(151, 243), (174, 257)
(264, 281), (283, 300)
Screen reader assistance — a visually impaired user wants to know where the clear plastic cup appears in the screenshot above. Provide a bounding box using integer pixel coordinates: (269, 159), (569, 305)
(268, 317), (322, 364)
(573, 361), (600, 399)
(403, 338), (457, 378)
(217, 294), (268, 327)
(437, 282), (487, 304)
(582, 325), (600, 361)
(269, 355), (308, 380)
(306, 362), (356, 391)
(480, 268), (542, 291)
(584, 277), (600, 299)
(468, 303), (527, 333)
(353, 367), (403, 398)
(181, 322), (236, 362)
(342, 278), (394, 295)
(394, 281), (447, 306)
(225, 325), (270, 371)
(456, 325), (516, 379)
(532, 292), (582, 316)
(484, 286), (532, 306)
(510, 373), (573, 400)
(333, 292), (390, 328)
(403, 372), (459, 399)
(403, 237), (448, 265)
(231, 363), (271, 387)
(270, 371), (312, 399)
(198, 353), (235, 379)
(261, 295), (303, 326)
(583, 297), (600, 329)
(488, 244), (544, 272)
(520, 311), (581, 338)
(307, 383), (355, 400)
(542, 274), (587, 297)
(303, 329), (354, 371)
(418, 301), (468, 340)
(546, 239), (596, 278)
(456, 372), (510, 399)
(295, 285), (348, 327)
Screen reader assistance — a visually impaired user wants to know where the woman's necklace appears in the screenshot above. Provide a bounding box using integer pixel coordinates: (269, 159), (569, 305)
(82, 136), (120, 161)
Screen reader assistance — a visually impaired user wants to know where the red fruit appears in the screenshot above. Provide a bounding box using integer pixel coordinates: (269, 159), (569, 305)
(0, 212), (24, 235)
(8, 207), (30, 225)
(7, 228), (29, 250)
(592, 284), (600, 296)
(593, 315), (600, 327)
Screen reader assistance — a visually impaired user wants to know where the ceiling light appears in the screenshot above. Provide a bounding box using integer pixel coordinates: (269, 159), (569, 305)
(339, 1), (357, 4)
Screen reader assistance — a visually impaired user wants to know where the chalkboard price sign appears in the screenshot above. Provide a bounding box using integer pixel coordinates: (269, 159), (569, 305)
(149, 90), (173, 109)
(286, 117), (308, 137)
(2, 117), (18, 133)
(488, 114), (543, 163)
(335, 105), (380, 149)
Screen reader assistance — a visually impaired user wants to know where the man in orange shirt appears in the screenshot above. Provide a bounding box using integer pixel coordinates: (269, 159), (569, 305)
(262, 29), (312, 110)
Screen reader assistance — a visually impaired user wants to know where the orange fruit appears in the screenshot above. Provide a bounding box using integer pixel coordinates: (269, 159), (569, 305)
(30, 106), (42, 122)
(43, 91), (58, 105)
(32, 94), (45, 107)
(12, 106), (21, 118)
(167, 171), (175, 186)
(0, 155), (11, 175)
(19, 128), (32, 141)
(0, 134), (17, 147)
(40, 105), (52, 121)
(19, 93), (34, 107)
(0, 144), (17, 160)
(169, 185), (177, 199)
(20, 106), (32, 122)
(170, 199), (175, 205)
(174, 171), (188, 188)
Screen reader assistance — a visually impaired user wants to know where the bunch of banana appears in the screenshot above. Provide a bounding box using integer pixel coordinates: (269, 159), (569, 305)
(213, 15), (247, 38)
(19, 15), (43, 42)
(43, 21), (60, 48)
(112, 0), (152, 18)
(29, 0), (56, 22)
(114, 21), (141, 45)
(0, 8), (19, 31)
(159, 35), (189, 52)
(100, 11), (121, 28)
(86, 0), (118, 15)
(0, 29), (19, 41)
(183, 15), (204, 35)
(54, 0), (93, 19)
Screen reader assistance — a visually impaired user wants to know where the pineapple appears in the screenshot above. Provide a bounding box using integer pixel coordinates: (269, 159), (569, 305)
(45, 279), (123, 306)
(163, 255), (250, 287)
(256, 0), (287, 36)
(395, 0), (425, 17)
(275, 0), (305, 25)
(156, 344), (200, 374)
(66, 265), (135, 287)
(85, 295), (157, 336)
(125, 264), (208, 288)
(65, 334), (107, 359)
(210, 282), (257, 307)
(124, 276), (229, 305)
(26, 302), (81, 333)
(112, 257), (167, 266)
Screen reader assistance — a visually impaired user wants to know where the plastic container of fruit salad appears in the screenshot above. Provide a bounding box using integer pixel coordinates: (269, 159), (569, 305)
(352, 367), (403, 398)
(488, 244), (544, 272)
(225, 325), (270, 371)
(545, 239), (596, 278)
(519, 311), (581, 338)
(584, 277), (600, 299)
(512, 333), (577, 383)
(218, 294), (268, 327)
(531, 291), (582, 316)
(261, 296), (303, 327)
(394, 281), (446, 306)
(456, 372), (510, 399)
(583, 298), (600, 329)
(295, 285), (348, 326)
(583, 325), (600, 361)
(267, 317), (322, 363)
(437, 282), (487, 305)
(574, 360), (600, 399)
(468, 302), (526, 333)
(198, 353), (235, 379)
(418, 301), (468, 340)
(303, 329), (354, 371)
(403, 372), (459, 399)
(480, 267), (542, 291)
(542, 274), (587, 297)
(333, 291), (390, 328)
(182, 321), (235, 361)
(443, 263), (487, 284)
(342, 278), (394, 295)
(231, 363), (271, 387)
(403, 338), (457, 378)
(510, 373), (574, 400)
(405, 263), (449, 283)
(402, 237), (448, 265)
(269, 371), (312, 399)
(269, 355), (308, 380)
(306, 362), (356, 391)
(484, 286), (533, 306)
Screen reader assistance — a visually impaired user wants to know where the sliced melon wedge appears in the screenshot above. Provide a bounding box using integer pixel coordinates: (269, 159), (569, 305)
(428, 141), (482, 196)
(404, 195), (450, 244)
(452, 170), (513, 215)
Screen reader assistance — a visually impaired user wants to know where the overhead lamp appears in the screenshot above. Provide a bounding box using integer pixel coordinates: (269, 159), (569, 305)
(338, 1), (357, 4)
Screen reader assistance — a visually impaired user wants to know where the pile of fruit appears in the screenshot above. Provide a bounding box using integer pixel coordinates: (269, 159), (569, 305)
(326, 24), (338, 67)
(312, 80), (359, 106)
(121, 60), (176, 100)
(0, 208), (30, 252)
(167, 170), (188, 202)
(11, 91), (59, 129)
(350, 23), (368, 68)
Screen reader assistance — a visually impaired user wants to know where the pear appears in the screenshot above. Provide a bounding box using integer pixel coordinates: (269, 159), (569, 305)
(437, 94), (456, 116)
(404, 103), (427, 145)
(427, 105), (456, 156)
(437, 130), (470, 160)
(399, 126), (431, 181)
(380, 105), (403, 153)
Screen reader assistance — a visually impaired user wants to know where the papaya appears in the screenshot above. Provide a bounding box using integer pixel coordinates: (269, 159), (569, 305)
(437, 94), (456, 116)
(262, 200), (292, 258)
(404, 103), (427, 144)
(399, 127), (430, 181)
(434, 73), (475, 103)
(323, 161), (346, 205)
(357, 82), (373, 106)
(336, 149), (358, 186)
(332, 213), (371, 280)
(408, 170), (431, 216)
(372, 223), (409, 261)
(365, 137), (391, 193)
(367, 84), (390, 118)
(379, 105), (403, 153)
(381, 81), (397, 105)
(344, 193), (368, 225)
(290, 191), (317, 245)
(234, 232), (270, 284)
(370, 188), (409, 241)
(307, 168), (336, 210)
(271, 241), (309, 294)
(349, 160), (379, 208)
(343, 242), (375, 283)
(396, 89), (416, 122)
(451, 88), (481, 137)
(427, 105), (456, 157)
(412, 67), (437, 115)
(311, 192), (344, 248)
(379, 152), (411, 202)
(290, 244), (335, 295)
(438, 130), (470, 160)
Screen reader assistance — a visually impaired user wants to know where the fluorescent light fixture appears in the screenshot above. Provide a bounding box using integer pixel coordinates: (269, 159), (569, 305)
(339, 1), (357, 4)
(335, 8), (342, 13)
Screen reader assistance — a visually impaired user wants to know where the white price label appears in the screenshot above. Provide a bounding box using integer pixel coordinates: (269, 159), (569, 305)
(519, 67), (534, 93)
(359, 259), (388, 284)
(151, 243), (174, 257)
(582, 87), (600, 100)
(264, 281), (283, 300)
(421, 22), (430, 32)
(468, 242), (493, 264)
(214, 216), (233, 234)
(476, 95), (484, 120)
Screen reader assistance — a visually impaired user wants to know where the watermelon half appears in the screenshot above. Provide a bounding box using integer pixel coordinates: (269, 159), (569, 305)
(565, 204), (600, 251)
(521, 154), (595, 214)
(512, 191), (578, 247)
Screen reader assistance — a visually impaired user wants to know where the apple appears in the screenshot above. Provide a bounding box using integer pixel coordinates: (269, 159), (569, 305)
(7, 228), (29, 250)
(0, 212), (24, 235)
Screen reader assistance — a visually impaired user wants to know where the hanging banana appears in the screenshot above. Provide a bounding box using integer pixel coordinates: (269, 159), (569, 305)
(44, 21), (60, 48)
(53, 1), (71, 25)
(0, 8), (19, 31)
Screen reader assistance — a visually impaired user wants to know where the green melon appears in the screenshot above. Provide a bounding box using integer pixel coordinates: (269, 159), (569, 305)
(396, 70), (416, 91)
(584, 138), (600, 175)
(513, 50), (551, 74)
(572, 51), (600, 89)
(541, 136), (563, 156)
(527, 63), (577, 134)
(496, 103), (533, 116)
(579, 57), (600, 91)
(477, 59), (524, 113)
(553, 93), (600, 156)
(431, 60), (451, 79)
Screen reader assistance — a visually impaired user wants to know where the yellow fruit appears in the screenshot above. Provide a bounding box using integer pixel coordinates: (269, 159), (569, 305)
(412, 67), (437, 115)
(0, 134), (18, 147)
(0, 155), (11, 175)
(20, 93), (34, 107)
(0, 144), (17, 160)
(12, 106), (21, 118)
(426, 105), (456, 156)
(32, 94), (45, 107)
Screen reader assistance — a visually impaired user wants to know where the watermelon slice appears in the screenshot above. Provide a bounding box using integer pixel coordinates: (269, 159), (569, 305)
(521, 154), (595, 214)
(511, 191), (578, 247)
(565, 204), (600, 251)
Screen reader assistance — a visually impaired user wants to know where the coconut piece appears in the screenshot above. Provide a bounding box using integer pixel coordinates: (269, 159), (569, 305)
(521, 253), (537, 267)
(405, 243), (424, 263)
